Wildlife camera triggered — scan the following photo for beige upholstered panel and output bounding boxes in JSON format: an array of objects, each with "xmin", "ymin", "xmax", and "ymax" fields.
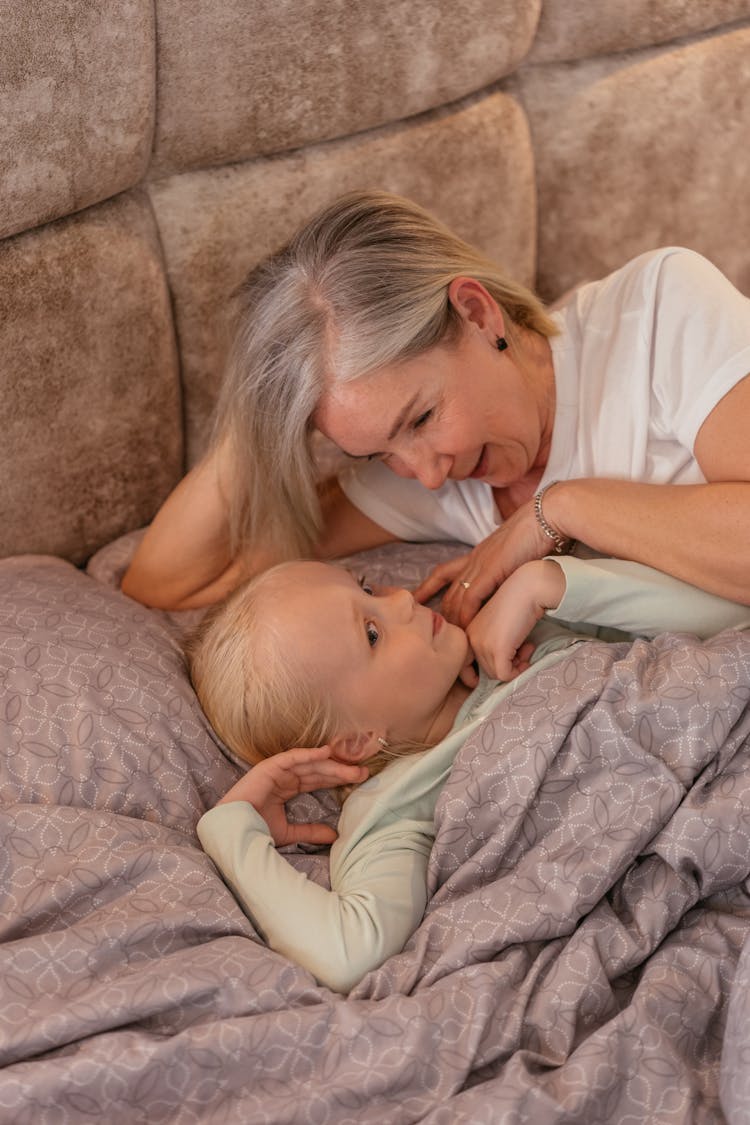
[
  {"xmin": 3, "ymin": 3, "xmax": 749, "ymax": 564},
  {"xmin": 0, "ymin": 193, "xmax": 182, "ymax": 563},
  {"xmin": 150, "ymin": 91, "xmax": 536, "ymax": 463},
  {"xmin": 519, "ymin": 28, "xmax": 750, "ymax": 300},
  {"xmin": 151, "ymin": 0, "xmax": 540, "ymax": 175},
  {"xmin": 0, "ymin": 0, "xmax": 154, "ymax": 241},
  {"xmin": 529, "ymin": 0, "xmax": 750, "ymax": 62}
]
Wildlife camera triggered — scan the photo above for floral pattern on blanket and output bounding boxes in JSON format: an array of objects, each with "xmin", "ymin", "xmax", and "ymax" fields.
[{"xmin": 1, "ymin": 554, "xmax": 750, "ymax": 1123}]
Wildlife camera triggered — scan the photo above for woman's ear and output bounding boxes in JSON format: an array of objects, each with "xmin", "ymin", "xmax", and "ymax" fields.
[
  {"xmin": 329, "ymin": 730, "xmax": 382, "ymax": 764},
  {"xmin": 447, "ymin": 277, "xmax": 505, "ymax": 339}
]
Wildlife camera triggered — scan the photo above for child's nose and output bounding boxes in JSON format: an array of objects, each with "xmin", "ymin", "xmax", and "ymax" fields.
[{"xmin": 385, "ymin": 587, "xmax": 415, "ymax": 619}]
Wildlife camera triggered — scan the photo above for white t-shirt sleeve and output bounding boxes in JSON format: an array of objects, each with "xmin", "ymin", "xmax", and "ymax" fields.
[{"xmin": 647, "ymin": 248, "xmax": 750, "ymax": 451}]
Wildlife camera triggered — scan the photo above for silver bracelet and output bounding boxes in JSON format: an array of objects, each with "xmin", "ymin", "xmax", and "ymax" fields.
[{"xmin": 533, "ymin": 481, "xmax": 574, "ymax": 555}]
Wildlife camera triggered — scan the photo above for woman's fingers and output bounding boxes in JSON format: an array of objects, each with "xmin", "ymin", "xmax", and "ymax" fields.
[
  {"xmin": 413, "ymin": 554, "xmax": 470, "ymax": 603},
  {"xmin": 441, "ymin": 568, "xmax": 502, "ymax": 628}
]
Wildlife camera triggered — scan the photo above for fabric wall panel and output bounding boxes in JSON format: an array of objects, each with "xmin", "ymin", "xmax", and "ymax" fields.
[
  {"xmin": 0, "ymin": 193, "xmax": 182, "ymax": 563},
  {"xmin": 151, "ymin": 0, "xmax": 539, "ymax": 176},
  {"xmin": 0, "ymin": 0, "xmax": 154, "ymax": 241},
  {"xmin": 150, "ymin": 92, "xmax": 536, "ymax": 464},
  {"xmin": 528, "ymin": 0, "xmax": 750, "ymax": 63},
  {"xmin": 519, "ymin": 28, "xmax": 750, "ymax": 301}
]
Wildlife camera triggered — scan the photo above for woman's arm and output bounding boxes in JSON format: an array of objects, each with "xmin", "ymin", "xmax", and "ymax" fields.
[
  {"xmin": 121, "ymin": 442, "xmax": 397, "ymax": 610},
  {"xmin": 121, "ymin": 439, "xmax": 242, "ymax": 609},
  {"xmin": 545, "ymin": 478, "xmax": 750, "ymax": 603},
  {"xmin": 419, "ymin": 373, "xmax": 750, "ymax": 626},
  {"xmin": 551, "ymin": 371, "xmax": 750, "ymax": 602}
]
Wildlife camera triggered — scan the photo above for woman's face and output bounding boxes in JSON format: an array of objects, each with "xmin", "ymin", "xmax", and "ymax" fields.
[
  {"xmin": 315, "ymin": 319, "xmax": 553, "ymax": 493},
  {"xmin": 265, "ymin": 562, "xmax": 470, "ymax": 750}
]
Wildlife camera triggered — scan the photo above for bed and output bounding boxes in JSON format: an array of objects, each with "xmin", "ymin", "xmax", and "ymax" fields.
[
  {"xmin": 2, "ymin": 536, "xmax": 750, "ymax": 1122},
  {"xmin": 3, "ymin": 2, "xmax": 750, "ymax": 1121}
]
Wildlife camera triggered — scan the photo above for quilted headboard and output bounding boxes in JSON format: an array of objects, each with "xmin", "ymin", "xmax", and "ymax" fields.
[{"xmin": 2, "ymin": 0, "xmax": 749, "ymax": 563}]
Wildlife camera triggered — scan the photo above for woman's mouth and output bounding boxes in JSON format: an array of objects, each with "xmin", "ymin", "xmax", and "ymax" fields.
[
  {"xmin": 469, "ymin": 447, "xmax": 488, "ymax": 479},
  {"xmin": 432, "ymin": 610, "xmax": 444, "ymax": 637}
]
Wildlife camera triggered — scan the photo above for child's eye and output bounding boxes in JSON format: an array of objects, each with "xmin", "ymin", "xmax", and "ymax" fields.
[
  {"xmin": 365, "ymin": 621, "xmax": 379, "ymax": 647},
  {"xmin": 412, "ymin": 409, "xmax": 432, "ymax": 431},
  {"xmin": 358, "ymin": 576, "xmax": 374, "ymax": 596}
]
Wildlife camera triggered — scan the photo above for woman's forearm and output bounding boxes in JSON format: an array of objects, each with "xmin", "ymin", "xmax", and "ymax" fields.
[
  {"xmin": 122, "ymin": 453, "xmax": 398, "ymax": 610},
  {"xmin": 121, "ymin": 441, "xmax": 254, "ymax": 609},
  {"xmin": 546, "ymin": 479, "xmax": 750, "ymax": 605}
]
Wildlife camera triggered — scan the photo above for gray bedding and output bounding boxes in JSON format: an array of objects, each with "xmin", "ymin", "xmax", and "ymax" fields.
[{"xmin": 1, "ymin": 551, "xmax": 749, "ymax": 1123}]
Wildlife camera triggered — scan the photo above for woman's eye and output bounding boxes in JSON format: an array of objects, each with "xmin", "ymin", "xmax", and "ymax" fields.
[
  {"xmin": 412, "ymin": 409, "xmax": 432, "ymax": 431},
  {"xmin": 358, "ymin": 577, "xmax": 374, "ymax": 595},
  {"xmin": 365, "ymin": 621, "xmax": 380, "ymax": 647}
]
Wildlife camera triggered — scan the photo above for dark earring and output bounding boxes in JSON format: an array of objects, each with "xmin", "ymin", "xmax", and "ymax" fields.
[{"xmin": 496, "ymin": 336, "xmax": 508, "ymax": 352}]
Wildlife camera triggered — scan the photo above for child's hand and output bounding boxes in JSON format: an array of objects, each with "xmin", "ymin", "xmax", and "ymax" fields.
[
  {"xmin": 467, "ymin": 560, "xmax": 565, "ymax": 681},
  {"xmin": 216, "ymin": 747, "xmax": 368, "ymax": 847}
]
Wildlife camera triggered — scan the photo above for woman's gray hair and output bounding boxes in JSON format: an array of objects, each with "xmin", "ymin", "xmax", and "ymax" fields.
[{"xmin": 214, "ymin": 190, "xmax": 556, "ymax": 560}]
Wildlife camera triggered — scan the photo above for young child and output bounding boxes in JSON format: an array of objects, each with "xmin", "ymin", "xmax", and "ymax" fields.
[{"xmin": 192, "ymin": 554, "xmax": 750, "ymax": 994}]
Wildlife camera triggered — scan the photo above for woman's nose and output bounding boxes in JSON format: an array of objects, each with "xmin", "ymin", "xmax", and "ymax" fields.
[
  {"xmin": 415, "ymin": 457, "xmax": 450, "ymax": 490},
  {"xmin": 392, "ymin": 449, "xmax": 451, "ymax": 490}
]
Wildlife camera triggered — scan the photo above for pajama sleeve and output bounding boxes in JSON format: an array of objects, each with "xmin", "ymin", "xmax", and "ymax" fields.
[
  {"xmin": 549, "ymin": 556, "xmax": 750, "ymax": 639},
  {"xmin": 197, "ymin": 800, "xmax": 432, "ymax": 994}
]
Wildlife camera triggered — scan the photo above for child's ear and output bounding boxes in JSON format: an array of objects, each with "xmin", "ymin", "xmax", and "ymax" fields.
[{"xmin": 329, "ymin": 730, "xmax": 381, "ymax": 764}]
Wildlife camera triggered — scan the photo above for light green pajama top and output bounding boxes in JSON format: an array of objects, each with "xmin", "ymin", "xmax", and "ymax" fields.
[{"xmin": 197, "ymin": 558, "xmax": 750, "ymax": 993}]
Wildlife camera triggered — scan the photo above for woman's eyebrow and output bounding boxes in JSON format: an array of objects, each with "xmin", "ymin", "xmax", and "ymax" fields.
[{"xmin": 346, "ymin": 393, "xmax": 421, "ymax": 460}]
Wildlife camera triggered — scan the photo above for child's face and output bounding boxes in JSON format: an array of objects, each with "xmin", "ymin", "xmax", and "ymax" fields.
[{"xmin": 267, "ymin": 562, "xmax": 470, "ymax": 749}]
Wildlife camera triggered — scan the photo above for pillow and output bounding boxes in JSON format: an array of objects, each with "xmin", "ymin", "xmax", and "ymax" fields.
[
  {"xmin": 0, "ymin": 555, "xmax": 238, "ymax": 834},
  {"xmin": 3, "ymin": 539, "xmax": 466, "ymax": 835},
  {"xmin": 82, "ymin": 532, "xmax": 467, "ymax": 833}
]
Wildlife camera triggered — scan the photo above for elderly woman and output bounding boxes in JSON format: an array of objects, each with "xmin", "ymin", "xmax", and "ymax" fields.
[{"xmin": 122, "ymin": 191, "xmax": 750, "ymax": 643}]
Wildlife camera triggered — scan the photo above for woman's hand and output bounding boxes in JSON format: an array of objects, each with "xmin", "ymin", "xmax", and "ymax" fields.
[
  {"xmin": 414, "ymin": 498, "xmax": 554, "ymax": 627},
  {"xmin": 216, "ymin": 747, "xmax": 368, "ymax": 847},
  {"xmin": 466, "ymin": 559, "xmax": 566, "ymax": 681}
]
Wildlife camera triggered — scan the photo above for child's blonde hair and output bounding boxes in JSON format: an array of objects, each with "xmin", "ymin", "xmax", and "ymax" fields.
[{"xmin": 187, "ymin": 562, "xmax": 427, "ymax": 788}]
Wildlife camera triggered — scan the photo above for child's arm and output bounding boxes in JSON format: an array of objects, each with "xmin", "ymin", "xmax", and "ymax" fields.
[
  {"xmin": 467, "ymin": 560, "xmax": 565, "ymax": 681},
  {"xmin": 546, "ymin": 555, "xmax": 750, "ymax": 638},
  {"xmin": 213, "ymin": 746, "xmax": 367, "ymax": 846},
  {"xmin": 467, "ymin": 555, "xmax": 750, "ymax": 681},
  {"xmin": 198, "ymin": 749, "xmax": 433, "ymax": 993}
]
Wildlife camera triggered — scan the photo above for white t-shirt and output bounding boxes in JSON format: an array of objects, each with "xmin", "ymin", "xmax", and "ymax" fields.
[{"xmin": 338, "ymin": 248, "xmax": 750, "ymax": 545}]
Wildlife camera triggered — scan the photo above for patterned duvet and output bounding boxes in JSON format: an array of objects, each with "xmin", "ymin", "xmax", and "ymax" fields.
[{"xmin": 1, "ymin": 553, "xmax": 749, "ymax": 1123}]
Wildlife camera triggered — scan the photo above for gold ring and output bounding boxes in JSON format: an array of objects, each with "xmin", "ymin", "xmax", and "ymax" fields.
[{"xmin": 460, "ymin": 580, "xmax": 471, "ymax": 590}]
